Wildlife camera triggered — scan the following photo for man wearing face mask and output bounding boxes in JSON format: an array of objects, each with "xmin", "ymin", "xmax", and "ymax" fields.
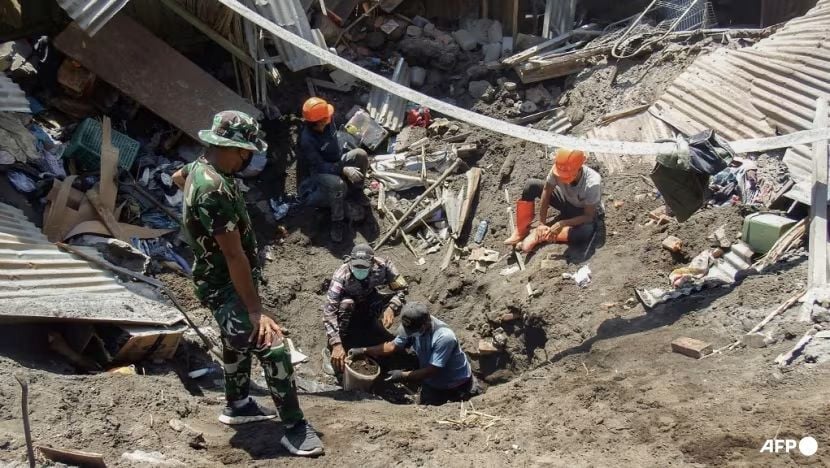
[
  {"xmin": 503, "ymin": 148, "xmax": 602, "ymax": 253},
  {"xmin": 172, "ymin": 111, "xmax": 323, "ymax": 457},
  {"xmin": 348, "ymin": 302, "xmax": 479, "ymax": 406},
  {"xmin": 299, "ymin": 97, "xmax": 370, "ymax": 243},
  {"xmin": 322, "ymin": 243, "xmax": 408, "ymax": 374}
]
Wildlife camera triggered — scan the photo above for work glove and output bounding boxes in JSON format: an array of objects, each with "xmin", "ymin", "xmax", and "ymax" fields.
[
  {"xmin": 342, "ymin": 166, "xmax": 364, "ymax": 184},
  {"xmin": 347, "ymin": 347, "xmax": 367, "ymax": 359},
  {"xmin": 385, "ymin": 369, "xmax": 404, "ymax": 382}
]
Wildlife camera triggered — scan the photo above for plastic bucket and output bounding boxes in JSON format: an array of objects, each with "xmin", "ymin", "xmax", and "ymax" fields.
[{"xmin": 343, "ymin": 356, "xmax": 380, "ymax": 391}]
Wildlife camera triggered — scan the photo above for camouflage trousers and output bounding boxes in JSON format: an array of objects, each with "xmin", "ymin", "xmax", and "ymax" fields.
[{"xmin": 211, "ymin": 293, "xmax": 304, "ymax": 424}]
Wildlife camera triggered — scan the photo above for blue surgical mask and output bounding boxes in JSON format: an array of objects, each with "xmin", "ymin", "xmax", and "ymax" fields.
[{"xmin": 351, "ymin": 267, "xmax": 369, "ymax": 280}]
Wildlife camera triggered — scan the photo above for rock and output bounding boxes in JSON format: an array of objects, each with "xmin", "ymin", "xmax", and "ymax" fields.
[
  {"xmin": 406, "ymin": 25, "xmax": 423, "ymax": 38},
  {"xmin": 503, "ymin": 81, "xmax": 518, "ymax": 92},
  {"xmin": 525, "ymin": 84, "xmax": 553, "ymax": 105},
  {"xmin": 412, "ymin": 15, "xmax": 431, "ymax": 28},
  {"xmin": 410, "ymin": 66, "xmax": 427, "ymax": 87},
  {"xmin": 428, "ymin": 118, "xmax": 451, "ymax": 136},
  {"xmin": 812, "ymin": 304, "xmax": 830, "ymax": 323},
  {"xmin": 168, "ymin": 419, "xmax": 185, "ymax": 432},
  {"xmin": 483, "ymin": 43, "xmax": 502, "ymax": 62},
  {"xmin": 448, "ymin": 124, "xmax": 460, "ymax": 134},
  {"xmin": 468, "ymin": 80, "xmax": 492, "ymax": 99},
  {"xmin": 463, "ymin": 18, "xmax": 493, "ymax": 45},
  {"xmin": 480, "ymin": 85, "xmax": 497, "ymax": 103},
  {"xmin": 426, "ymin": 69, "xmax": 444, "ymax": 85},
  {"xmin": 741, "ymin": 332, "xmax": 771, "ymax": 349},
  {"xmin": 487, "ymin": 21, "xmax": 503, "ymax": 44},
  {"xmin": 466, "ymin": 64, "xmax": 489, "ymax": 80},
  {"xmin": 452, "ymin": 29, "xmax": 478, "ymax": 51},
  {"xmin": 519, "ymin": 101, "xmax": 538, "ymax": 113},
  {"xmin": 478, "ymin": 339, "xmax": 499, "ymax": 355},
  {"xmin": 423, "ymin": 22, "xmax": 437, "ymax": 37},
  {"xmin": 366, "ymin": 32, "xmax": 386, "ymax": 50}
]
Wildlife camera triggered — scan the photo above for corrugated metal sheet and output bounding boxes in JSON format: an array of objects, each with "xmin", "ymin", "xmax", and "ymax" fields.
[
  {"xmin": 584, "ymin": 112, "xmax": 676, "ymax": 174},
  {"xmin": 0, "ymin": 202, "xmax": 182, "ymax": 326},
  {"xmin": 646, "ymin": 0, "xmax": 830, "ymax": 203},
  {"xmin": 55, "ymin": 0, "xmax": 131, "ymax": 36},
  {"xmin": 244, "ymin": 0, "xmax": 325, "ymax": 72},
  {"xmin": 367, "ymin": 58, "xmax": 410, "ymax": 133},
  {"xmin": 0, "ymin": 74, "xmax": 29, "ymax": 113}
]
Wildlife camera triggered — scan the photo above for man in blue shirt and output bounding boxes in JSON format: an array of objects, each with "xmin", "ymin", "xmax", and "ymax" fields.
[{"xmin": 348, "ymin": 302, "xmax": 480, "ymax": 406}]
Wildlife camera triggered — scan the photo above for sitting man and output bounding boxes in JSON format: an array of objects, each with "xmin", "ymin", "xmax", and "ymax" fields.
[
  {"xmin": 323, "ymin": 243, "xmax": 407, "ymax": 374},
  {"xmin": 349, "ymin": 302, "xmax": 480, "ymax": 406},
  {"xmin": 299, "ymin": 97, "xmax": 370, "ymax": 242},
  {"xmin": 504, "ymin": 148, "xmax": 602, "ymax": 252}
]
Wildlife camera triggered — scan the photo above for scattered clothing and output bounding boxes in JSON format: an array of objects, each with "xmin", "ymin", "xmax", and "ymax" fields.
[{"xmin": 7, "ymin": 171, "xmax": 36, "ymax": 193}]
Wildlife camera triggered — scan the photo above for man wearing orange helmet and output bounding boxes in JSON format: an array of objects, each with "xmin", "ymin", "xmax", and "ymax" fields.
[
  {"xmin": 299, "ymin": 97, "xmax": 370, "ymax": 242},
  {"xmin": 504, "ymin": 148, "xmax": 602, "ymax": 252}
]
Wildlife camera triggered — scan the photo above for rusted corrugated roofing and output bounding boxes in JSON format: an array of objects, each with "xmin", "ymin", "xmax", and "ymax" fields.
[
  {"xmin": 55, "ymin": 0, "xmax": 131, "ymax": 36},
  {"xmin": 0, "ymin": 203, "xmax": 182, "ymax": 326},
  {"xmin": 0, "ymin": 75, "xmax": 30, "ymax": 113},
  {"xmin": 645, "ymin": 0, "xmax": 830, "ymax": 203}
]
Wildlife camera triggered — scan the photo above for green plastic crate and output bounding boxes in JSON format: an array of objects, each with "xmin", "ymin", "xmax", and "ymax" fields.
[{"xmin": 63, "ymin": 118, "xmax": 140, "ymax": 171}]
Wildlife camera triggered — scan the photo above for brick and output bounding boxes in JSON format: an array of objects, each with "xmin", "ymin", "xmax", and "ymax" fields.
[{"xmin": 671, "ymin": 337, "xmax": 712, "ymax": 359}]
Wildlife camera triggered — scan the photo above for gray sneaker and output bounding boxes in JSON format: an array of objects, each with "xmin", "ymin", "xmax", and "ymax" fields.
[
  {"xmin": 281, "ymin": 420, "xmax": 324, "ymax": 457},
  {"xmin": 218, "ymin": 398, "xmax": 276, "ymax": 425}
]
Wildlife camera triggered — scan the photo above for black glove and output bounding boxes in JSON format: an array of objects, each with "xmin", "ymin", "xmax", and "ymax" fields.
[
  {"xmin": 347, "ymin": 347, "xmax": 367, "ymax": 359},
  {"xmin": 385, "ymin": 370, "xmax": 404, "ymax": 382}
]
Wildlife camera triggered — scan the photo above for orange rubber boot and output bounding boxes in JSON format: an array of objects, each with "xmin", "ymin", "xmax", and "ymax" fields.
[
  {"xmin": 521, "ymin": 226, "xmax": 570, "ymax": 253},
  {"xmin": 504, "ymin": 200, "xmax": 534, "ymax": 245}
]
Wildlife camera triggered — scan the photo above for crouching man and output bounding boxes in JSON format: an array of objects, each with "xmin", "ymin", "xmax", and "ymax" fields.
[
  {"xmin": 348, "ymin": 302, "xmax": 480, "ymax": 406},
  {"xmin": 323, "ymin": 243, "xmax": 408, "ymax": 374}
]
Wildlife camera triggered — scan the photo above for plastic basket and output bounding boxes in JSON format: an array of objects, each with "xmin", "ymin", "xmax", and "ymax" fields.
[{"xmin": 63, "ymin": 118, "xmax": 140, "ymax": 171}]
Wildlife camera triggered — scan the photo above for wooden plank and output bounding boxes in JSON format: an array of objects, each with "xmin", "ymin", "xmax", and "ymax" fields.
[
  {"xmin": 808, "ymin": 97, "xmax": 829, "ymax": 288},
  {"xmin": 86, "ymin": 187, "xmax": 125, "ymax": 241},
  {"xmin": 99, "ymin": 117, "xmax": 118, "ymax": 213},
  {"xmin": 671, "ymin": 337, "xmax": 713, "ymax": 359},
  {"xmin": 456, "ymin": 167, "xmax": 482, "ymax": 241},
  {"xmin": 54, "ymin": 16, "xmax": 261, "ymax": 142},
  {"xmin": 38, "ymin": 446, "xmax": 105, "ymax": 468}
]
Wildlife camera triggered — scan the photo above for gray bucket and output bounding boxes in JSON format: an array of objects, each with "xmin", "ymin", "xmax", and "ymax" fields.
[{"xmin": 343, "ymin": 356, "xmax": 380, "ymax": 391}]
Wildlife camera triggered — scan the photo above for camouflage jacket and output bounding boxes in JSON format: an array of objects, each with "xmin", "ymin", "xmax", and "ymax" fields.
[
  {"xmin": 182, "ymin": 158, "xmax": 259, "ymax": 306},
  {"xmin": 323, "ymin": 257, "xmax": 407, "ymax": 346}
]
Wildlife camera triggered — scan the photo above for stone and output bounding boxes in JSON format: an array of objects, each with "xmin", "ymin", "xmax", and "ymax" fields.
[
  {"xmin": 426, "ymin": 69, "xmax": 444, "ymax": 85},
  {"xmin": 671, "ymin": 337, "xmax": 712, "ymax": 359},
  {"xmin": 466, "ymin": 64, "xmax": 489, "ymax": 80},
  {"xmin": 478, "ymin": 339, "xmax": 499, "ymax": 355},
  {"xmin": 423, "ymin": 22, "xmax": 437, "ymax": 37},
  {"xmin": 487, "ymin": 21, "xmax": 503, "ymax": 44},
  {"xmin": 812, "ymin": 304, "xmax": 830, "ymax": 323},
  {"xmin": 502, "ymin": 81, "xmax": 518, "ymax": 92},
  {"xmin": 406, "ymin": 25, "xmax": 423, "ymax": 38},
  {"xmin": 519, "ymin": 101, "xmax": 538, "ymax": 113},
  {"xmin": 452, "ymin": 29, "xmax": 478, "ymax": 51},
  {"xmin": 525, "ymin": 84, "xmax": 553, "ymax": 105},
  {"xmin": 366, "ymin": 32, "xmax": 386, "ymax": 50},
  {"xmin": 412, "ymin": 15, "xmax": 431, "ymax": 28},
  {"xmin": 741, "ymin": 332, "xmax": 771, "ymax": 349},
  {"xmin": 428, "ymin": 118, "xmax": 451, "ymax": 136},
  {"xmin": 468, "ymin": 80, "xmax": 492, "ymax": 99},
  {"xmin": 480, "ymin": 85, "xmax": 497, "ymax": 103},
  {"xmin": 483, "ymin": 43, "xmax": 502, "ymax": 63},
  {"xmin": 410, "ymin": 66, "xmax": 427, "ymax": 87},
  {"xmin": 168, "ymin": 419, "xmax": 185, "ymax": 432}
]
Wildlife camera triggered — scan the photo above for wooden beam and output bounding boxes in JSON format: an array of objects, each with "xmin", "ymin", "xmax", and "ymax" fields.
[
  {"xmin": 158, "ymin": 0, "xmax": 255, "ymax": 68},
  {"xmin": 808, "ymin": 97, "xmax": 829, "ymax": 288},
  {"xmin": 511, "ymin": 0, "xmax": 520, "ymax": 45}
]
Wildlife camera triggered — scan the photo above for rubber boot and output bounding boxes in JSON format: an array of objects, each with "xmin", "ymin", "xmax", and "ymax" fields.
[{"xmin": 503, "ymin": 200, "xmax": 535, "ymax": 245}]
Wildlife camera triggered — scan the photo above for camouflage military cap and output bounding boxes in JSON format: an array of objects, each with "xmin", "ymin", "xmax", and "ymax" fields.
[{"xmin": 198, "ymin": 110, "xmax": 268, "ymax": 152}]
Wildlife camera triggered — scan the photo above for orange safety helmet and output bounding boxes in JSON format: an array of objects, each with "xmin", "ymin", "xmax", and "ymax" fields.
[
  {"xmin": 552, "ymin": 148, "xmax": 586, "ymax": 184},
  {"xmin": 302, "ymin": 97, "xmax": 334, "ymax": 124}
]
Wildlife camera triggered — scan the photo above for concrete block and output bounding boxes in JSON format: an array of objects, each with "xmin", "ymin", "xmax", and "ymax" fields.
[
  {"xmin": 452, "ymin": 29, "xmax": 478, "ymax": 51},
  {"xmin": 488, "ymin": 21, "xmax": 503, "ymax": 44},
  {"xmin": 671, "ymin": 337, "xmax": 713, "ymax": 359},
  {"xmin": 483, "ymin": 43, "xmax": 502, "ymax": 62},
  {"xmin": 410, "ymin": 66, "xmax": 427, "ymax": 88}
]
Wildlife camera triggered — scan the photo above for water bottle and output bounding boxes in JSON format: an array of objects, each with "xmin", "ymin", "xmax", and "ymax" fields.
[{"xmin": 474, "ymin": 220, "xmax": 489, "ymax": 244}]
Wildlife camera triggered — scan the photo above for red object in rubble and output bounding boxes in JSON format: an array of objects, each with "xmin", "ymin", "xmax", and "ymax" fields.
[{"xmin": 406, "ymin": 107, "xmax": 432, "ymax": 127}]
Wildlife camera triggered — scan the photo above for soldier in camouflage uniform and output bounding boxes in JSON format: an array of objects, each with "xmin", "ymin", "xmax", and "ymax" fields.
[{"xmin": 173, "ymin": 111, "xmax": 323, "ymax": 457}]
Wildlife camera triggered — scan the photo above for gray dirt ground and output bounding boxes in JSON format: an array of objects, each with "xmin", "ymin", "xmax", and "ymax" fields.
[{"xmin": 1, "ymin": 31, "xmax": 829, "ymax": 467}]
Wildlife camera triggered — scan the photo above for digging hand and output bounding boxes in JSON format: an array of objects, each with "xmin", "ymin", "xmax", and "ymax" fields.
[
  {"xmin": 347, "ymin": 347, "xmax": 367, "ymax": 359},
  {"xmin": 331, "ymin": 344, "xmax": 347, "ymax": 373},
  {"xmin": 248, "ymin": 308, "xmax": 284, "ymax": 349},
  {"xmin": 342, "ymin": 166, "xmax": 364, "ymax": 184},
  {"xmin": 381, "ymin": 307, "xmax": 395, "ymax": 329},
  {"xmin": 385, "ymin": 369, "xmax": 405, "ymax": 382}
]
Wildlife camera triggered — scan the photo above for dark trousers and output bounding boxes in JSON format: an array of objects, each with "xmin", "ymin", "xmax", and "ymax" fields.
[
  {"xmin": 520, "ymin": 178, "xmax": 596, "ymax": 244},
  {"xmin": 306, "ymin": 149, "xmax": 369, "ymax": 221},
  {"xmin": 336, "ymin": 291, "xmax": 394, "ymax": 351},
  {"xmin": 419, "ymin": 376, "xmax": 481, "ymax": 406}
]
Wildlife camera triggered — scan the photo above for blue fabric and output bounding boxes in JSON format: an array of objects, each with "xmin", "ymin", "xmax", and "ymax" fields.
[
  {"xmin": 299, "ymin": 123, "xmax": 342, "ymax": 175},
  {"xmin": 393, "ymin": 318, "xmax": 471, "ymax": 389}
]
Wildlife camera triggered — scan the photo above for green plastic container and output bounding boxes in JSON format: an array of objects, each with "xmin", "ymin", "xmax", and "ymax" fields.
[
  {"xmin": 63, "ymin": 118, "xmax": 140, "ymax": 171},
  {"xmin": 742, "ymin": 213, "xmax": 797, "ymax": 254}
]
